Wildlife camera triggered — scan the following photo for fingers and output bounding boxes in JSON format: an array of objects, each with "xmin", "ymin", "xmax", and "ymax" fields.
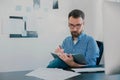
[
  {"xmin": 58, "ymin": 53, "xmax": 72, "ymax": 60},
  {"xmin": 58, "ymin": 53, "xmax": 74, "ymax": 66},
  {"xmin": 58, "ymin": 53, "xmax": 65, "ymax": 58},
  {"xmin": 55, "ymin": 48, "xmax": 64, "ymax": 54},
  {"xmin": 69, "ymin": 54, "xmax": 73, "ymax": 58},
  {"xmin": 54, "ymin": 46, "xmax": 64, "ymax": 54},
  {"xmin": 58, "ymin": 53, "xmax": 67, "ymax": 60},
  {"xmin": 67, "ymin": 54, "xmax": 73, "ymax": 60},
  {"xmin": 59, "ymin": 45, "xmax": 62, "ymax": 49}
]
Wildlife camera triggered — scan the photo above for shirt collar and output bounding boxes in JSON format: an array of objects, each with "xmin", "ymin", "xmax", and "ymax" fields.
[{"xmin": 78, "ymin": 32, "xmax": 85, "ymax": 41}]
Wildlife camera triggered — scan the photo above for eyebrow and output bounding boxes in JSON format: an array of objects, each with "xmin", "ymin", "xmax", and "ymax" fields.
[{"xmin": 69, "ymin": 23, "xmax": 82, "ymax": 25}]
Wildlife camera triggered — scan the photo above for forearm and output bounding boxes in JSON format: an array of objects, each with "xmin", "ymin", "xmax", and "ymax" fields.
[{"xmin": 68, "ymin": 61, "xmax": 85, "ymax": 68}]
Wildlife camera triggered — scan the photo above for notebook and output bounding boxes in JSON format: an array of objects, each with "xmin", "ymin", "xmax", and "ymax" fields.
[{"xmin": 51, "ymin": 53, "xmax": 86, "ymax": 65}]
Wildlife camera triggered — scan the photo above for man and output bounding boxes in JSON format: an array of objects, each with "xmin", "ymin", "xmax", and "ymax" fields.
[{"xmin": 47, "ymin": 9, "xmax": 99, "ymax": 69}]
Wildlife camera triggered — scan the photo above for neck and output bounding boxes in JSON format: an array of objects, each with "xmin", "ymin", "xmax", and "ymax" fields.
[{"xmin": 73, "ymin": 37, "xmax": 78, "ymax": 41}]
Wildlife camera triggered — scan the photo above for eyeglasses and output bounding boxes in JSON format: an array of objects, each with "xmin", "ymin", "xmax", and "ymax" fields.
[{"xmin": 69, "ymin": 23, "xmax": 83, "ymax": 29}]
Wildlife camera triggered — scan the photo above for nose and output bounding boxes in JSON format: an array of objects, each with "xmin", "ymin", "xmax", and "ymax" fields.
[{"xmin": 72, "ymin": 27, "xmax": 78, "ymax": 31}]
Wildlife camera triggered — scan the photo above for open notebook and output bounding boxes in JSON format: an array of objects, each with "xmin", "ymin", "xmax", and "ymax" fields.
[
  {"xmin": 51, "ymin": 52, "xmax": 86, "ymax": 64},
  {"xmin": 51, "ymin": 53, "xmax": 104, "ymax": 73}
]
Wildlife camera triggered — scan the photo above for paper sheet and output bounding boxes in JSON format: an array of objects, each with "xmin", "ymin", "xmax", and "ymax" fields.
[{"xmin": 26, "ymin": 68, "xmax": 80, "ymax": 80}]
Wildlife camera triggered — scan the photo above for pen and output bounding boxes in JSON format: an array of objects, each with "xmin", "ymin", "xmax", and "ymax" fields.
[{"xmin": 59, "ymin": 45, "xmax": 62, "ymax": 49}]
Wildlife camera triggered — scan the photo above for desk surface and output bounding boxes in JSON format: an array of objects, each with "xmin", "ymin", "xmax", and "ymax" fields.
[{"xmin": 0, "ymin": 70, "xmax": 120, "ymax": 80}]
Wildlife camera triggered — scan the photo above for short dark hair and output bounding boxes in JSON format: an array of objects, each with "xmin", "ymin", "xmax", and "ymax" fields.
[{"xmin": 68, "ymin": 9, "xmax": 85, "ymax": 20}]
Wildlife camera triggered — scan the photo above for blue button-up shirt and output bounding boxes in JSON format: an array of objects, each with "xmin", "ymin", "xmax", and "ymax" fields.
[
  {"xmin": 62, "ymin": 32, "xmax": 99, "ymax": 66},
  {"xmin": 47, "ymin": 32, "xmax": 99, "ymax": 68}
]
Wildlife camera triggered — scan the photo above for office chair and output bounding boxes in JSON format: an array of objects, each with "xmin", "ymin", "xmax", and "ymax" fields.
[{"xmin": 96, "ymin": 41, "xmax": 104, "ymax": 65}]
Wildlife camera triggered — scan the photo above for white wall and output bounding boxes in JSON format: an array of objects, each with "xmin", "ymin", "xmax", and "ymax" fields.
[
  {"xmin": 0, "ymin": 0, "xmax": 103, "ymax": 72},
  {"xmin": 103, "ymin": 1, "xmax": 120, "ymax": 74},
  {"xmin": 61, "ymin": 0, "xmax": 103, "ymax": 41}
]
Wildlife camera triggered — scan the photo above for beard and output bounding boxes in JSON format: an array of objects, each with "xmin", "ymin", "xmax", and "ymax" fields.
[{"xmin": 71, "ymin": 31, "xmax": 80, "ymax": 38}]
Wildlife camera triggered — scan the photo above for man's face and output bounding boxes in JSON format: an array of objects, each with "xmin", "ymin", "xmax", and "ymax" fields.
[{"xmin": 68, "ymin": 16, "xmax": 84, "ymax": 38}]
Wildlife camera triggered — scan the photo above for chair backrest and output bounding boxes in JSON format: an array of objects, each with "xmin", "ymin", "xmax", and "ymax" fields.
[{"xmin": 96, "ymin": 41, "xmax": 104, "ymax": 65}]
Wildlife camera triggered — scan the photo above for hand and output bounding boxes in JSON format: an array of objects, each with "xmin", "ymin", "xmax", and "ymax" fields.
[
  {"xmin": 58, "ymin": 53, "xmax": 74, "ymax": 66},
  {"xmin": 58, "ymin": 53, "xmax": 85, "ymax": 68},
  {"xmin": 55, "ymin": 45, "xmax": 64, "ymax": 55}
]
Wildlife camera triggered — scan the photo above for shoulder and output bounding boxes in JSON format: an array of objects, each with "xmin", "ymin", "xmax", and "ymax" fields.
[
  {"xmin": 84, "ymin": 33, "xmax": 95, "ymax": 41},
  {"xmin": 81, "ymin": 33, "xmax": 96, "ymax": 44},
  {"xmin": 63, "ymin": 36, "xmax": 72, "ymax": 41},
  {"xmin": 87, "ymin": 35, "xmax": 95, "ymax": 42},
  {"xmin": 85, "ymin": 35, "xmax": 98, "ymax": 49},
  {"xmin": 62, "ymin": 36, "xmax": 72, "ymax": 46}
]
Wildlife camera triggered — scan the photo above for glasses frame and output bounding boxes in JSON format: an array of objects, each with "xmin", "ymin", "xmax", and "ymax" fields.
[{"xmin": 68, "ymin": 23, "xmax": 83, "ymax": 29}]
